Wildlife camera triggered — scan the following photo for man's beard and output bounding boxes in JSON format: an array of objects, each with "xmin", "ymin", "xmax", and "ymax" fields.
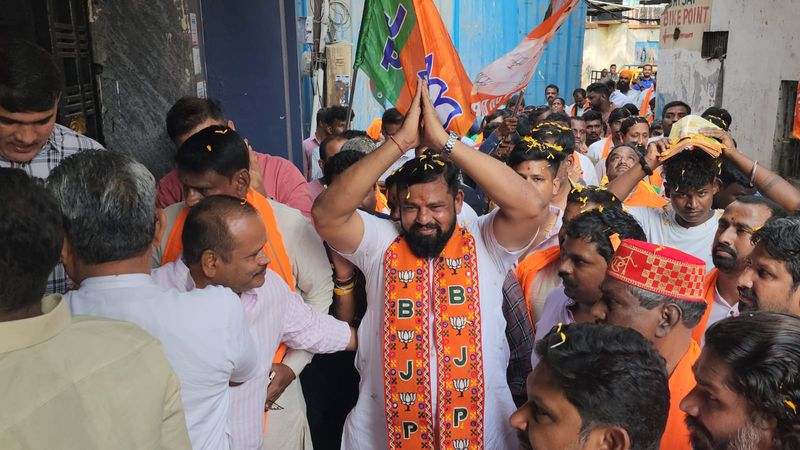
[
  {"xmin": 712, "ymin": 243, "xmax": 738, "ymax": 273},
  {"xmin": 686, "ymin": 415, "xmax": 764, "ymax": 450},
  {"xmin": 401, "ymin": 218, "xmax": 457, "ymax": 259}
]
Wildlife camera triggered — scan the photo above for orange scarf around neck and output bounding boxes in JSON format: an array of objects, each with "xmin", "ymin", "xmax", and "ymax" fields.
[
  {"xmin": 515, "ymin": 246, "xmax": 561, "ymax": 325},
  {"xmin": 383, "ymin": 226, "xmax": 485, "ymax": 449}
]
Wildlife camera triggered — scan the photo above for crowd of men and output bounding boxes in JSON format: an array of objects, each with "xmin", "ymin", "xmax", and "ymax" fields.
[{"xmin": 3, "ymin": 38, "xmax": 800, "ymax": 450}]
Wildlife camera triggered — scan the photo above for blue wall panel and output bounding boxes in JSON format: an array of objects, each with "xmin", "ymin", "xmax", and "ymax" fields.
[
  {"xmin": 345, "ymin": 0, "xmax": 587, "ymax": 129},
  {"xmin": 202, "ymin": 0, "xmax": 303, "ymax": 166},
  {"xmin": 454, "ymin": 0, "xmax": 588, "ymax": 107}
]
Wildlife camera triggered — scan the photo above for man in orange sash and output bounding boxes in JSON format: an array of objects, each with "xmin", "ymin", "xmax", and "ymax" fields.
[
  {"xmin": 517, "ymin": 185, "xmax": 621, "ymax": 321},
  {"xmin": 313, "ymin": 80, "xmax": 550, "ymax": 449},
  {"xmin": 693, "ymin": 196, "xmax": 784, "ymax": 344},
  {"xmin": 531, "ymin": 209, "xmax": 644, "ymax": 371},
  {"xmin": 151, "ymin": 125, "xmax": 334, "ymax": 450},
  {"xmin": 591, "ymin": 240, "xmax": 708, "ymax": 450},
  {"xmin": 681, "ymin": 312, "xmax": 800, "ymax": 450}
]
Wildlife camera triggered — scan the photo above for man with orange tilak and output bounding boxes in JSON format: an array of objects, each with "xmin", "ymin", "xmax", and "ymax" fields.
[
  {"xmin": 151, "ymin": 125, "xmax": 334, "ymax": 450},
  {"xmin": 313, "ymin": 79, "xmax": 550, "ymax": 450},
  {"xmin": 592, "ymin": 239, "xmax": 708, "ymax": 450}
]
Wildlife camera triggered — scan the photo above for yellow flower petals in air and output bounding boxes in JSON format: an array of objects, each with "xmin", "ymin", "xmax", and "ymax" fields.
[{"xmin": 206, "ymin": 145, "xmax": 213, "ymax": 152}]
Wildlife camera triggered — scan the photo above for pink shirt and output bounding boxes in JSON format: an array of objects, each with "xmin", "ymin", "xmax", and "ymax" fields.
[
  {"xmin": 156, "ymin": 151, "xmax": 313, "ymax": 217},
  {"xmin": 151, "ymin": 260, "xmax": 351, "ymax": 450},
  {"xmin": 302, "ymin": 136, "xmax": 320, "ymax": 181},
  {"xmin": 306, "ymin": 178, "xmax": 325, "ymax": 202}
]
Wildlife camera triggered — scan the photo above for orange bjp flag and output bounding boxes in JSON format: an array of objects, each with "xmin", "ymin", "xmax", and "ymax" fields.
[{"xmin": 354, "ymin": 0, "xmax": 475, "ymax": 134}]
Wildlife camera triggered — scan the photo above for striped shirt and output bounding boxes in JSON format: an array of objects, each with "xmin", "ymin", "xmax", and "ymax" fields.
[{"xmin": 0, "ymin": 123, "xmax": 104, "ymax": 294}]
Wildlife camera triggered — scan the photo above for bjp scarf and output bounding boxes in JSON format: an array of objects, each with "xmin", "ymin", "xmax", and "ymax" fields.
[{"xmin": 383, "ymin": 226, "xmax": 485, "ymax": 449}]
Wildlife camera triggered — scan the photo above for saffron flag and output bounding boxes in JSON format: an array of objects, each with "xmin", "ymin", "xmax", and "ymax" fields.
[
  {"xmin": 354, "ymin": 0, "xmax": 475, "ymax": 134},
  {"xmin": 471, "ymin": 0, "xmax": 580, "ymax": 116}
]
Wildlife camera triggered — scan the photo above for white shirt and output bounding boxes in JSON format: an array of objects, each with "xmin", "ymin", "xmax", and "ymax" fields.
[
  {"xmin": 576, "ymin": 152, "xmax": 599, "ymax": 186},
  {"xmin": 626, "ymin": 206, "xmax": 722, "ymax": 271},
  {"xmin": 567, "ymin": 103, "xmax": 587, "ymax": 117},
  {"xmin": 336, "ymin": 209, "xmax": 523, "ymax": 450},
  {"xmin": 151, "ymin": 261, "xmax": 351, "ymax": 450},
  {"xmin": 458, "ymin": 201, "xmax": 479, "ymax": 226},
  {"xmin": 702, "ymin": 288, "xmax": 738, "ymax": 345},
  {"xmin": 610, "ymin": 90, "xmax": 634, "ymax": 107},
  {"xmin": 379, "ymin": 149, "xmax": 416, "ymax": 182},
  {"xmin": 67, "ymin": 274, "xmax": 258, "ymax": 450},
  {"xmin": 531, "ymin": 288, "xmax": 574, "ymax": 369},
  {"xmin": 587, "ymin": 137, "xmax": 611, "ymax": 165}
]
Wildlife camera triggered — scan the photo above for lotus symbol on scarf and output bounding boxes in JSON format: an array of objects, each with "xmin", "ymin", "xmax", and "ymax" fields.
[
  {"xmin": 453, "ymin": 378, "xmax": 470, "ymax": 397},
  {"xmin": 445, "ymin": 257, "xmax": 462, "ymax": 274},
  {"xmin": 398, "ymin": 270, "xmax": 414, "ymax": 287},
  {"xmin": 450, "ymin": 316, "xmax": 467, "ymax": 335},
  {"xmin": 453, "ymin": 439, "xmax": 470, "ymax": 450},
  {"xmin": 397, "ymin": 330, "xmax": 415, "ymax": 349},
  {"xmin": 399, "ymin": 392, "xmax": 417, "ymax": 411}
]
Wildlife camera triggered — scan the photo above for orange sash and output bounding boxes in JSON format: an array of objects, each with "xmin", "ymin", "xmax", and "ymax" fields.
[
  {"xmin": 383, "ymin": 226, "xmax": 484, "ymax": 449},
  {"xmin": 640, "ymin": 87, "xmax": 654, "ymax": 123},
  {"xmin": 376, "ymin": 186, "xmax": 390, "ymax": 213},
  {"xmin": 625, "ymin": 181, "xmax": 667, "ymax": 208},
  {"xmin": 570, "ymin": 152, "xmax": 584, "ymax": 183},
  {"xmin": 161, "ymin": 190, "xmax": 295, "ymax": 358},
  {"xmin": 661, "ymin": 341, "xmax": 700, "ymax": 450},
  {"xmin": 692, "ymin": 269, "xmax": 719, "ymax": 344},
  {"xmin": 570, "ymin": 100, "xmax": 589, "ymax": 117},
  {"xmin": 648, "ymin": 167, "xmax": 663, "ymax": 190},
  {"xmin": 601, "ymin": 137, "xmax": 613, "ymax": 159},
  {"xmin": 515, "ymin": 246, "xmax": 561, "ymax": 324},
  {"xmin": 367, "ymin": 118, "xmax": 383, "ymax": 141}
]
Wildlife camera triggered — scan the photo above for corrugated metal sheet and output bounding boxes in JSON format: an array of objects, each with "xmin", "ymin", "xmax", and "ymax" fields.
[
  {"xmin": 455, "ymin": 0, "xmax": 588, "ymax": 106},
  {"xmin": 343, "ymin": 0, "xmax": 588, "ymax": 129}
]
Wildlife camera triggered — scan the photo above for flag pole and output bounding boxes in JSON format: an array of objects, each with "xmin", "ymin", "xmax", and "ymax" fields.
[
  {"xmin": 345, "ymin": 67, "xmax": 359, "ymax": 130},
  {"xmin": 489, "ymin": 87, "xmax": 527, "ymax": 156}
]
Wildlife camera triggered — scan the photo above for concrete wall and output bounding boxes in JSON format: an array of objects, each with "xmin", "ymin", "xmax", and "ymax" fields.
[
  {"xmin": 89, "ymin": 0, "xmax": 197, "ymax": 179},
  {"xmin": 582, "ymin": 22, "xmax": 660, "ymax": 87},
  {"xmin": 657, "ymin": 0, "xmax": 800, "ymax": 168}
]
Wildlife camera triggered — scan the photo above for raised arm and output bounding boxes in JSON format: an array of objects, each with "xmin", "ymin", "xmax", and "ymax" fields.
[
  {"xmin": 312, "ymin": 80, "xmax": 422, "ymax": 253},
  {"xmin": 418, "ymin": 84, "xmax": 548, "ymax": 250},
  {"xmin": 701, "ymin": 127, "xmax": 800, "ymax": 213},
  {"xmin": 607, "ymin": 138, "xmax": 668, "ymax": 201}
]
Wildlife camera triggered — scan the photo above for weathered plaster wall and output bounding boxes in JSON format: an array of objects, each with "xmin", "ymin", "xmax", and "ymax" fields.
[{"xmin": 657, "ymin": 0, "xmax": 800, "ymax": 168}]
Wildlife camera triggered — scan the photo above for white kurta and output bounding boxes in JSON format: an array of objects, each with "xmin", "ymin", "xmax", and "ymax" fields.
[
  {"xmin": 626, "ymin": 206, "xmax": 722, "ymax": 272},
  {"xmin": 336, "ymin": 209, "xmax": 523, "ymax": 450}
]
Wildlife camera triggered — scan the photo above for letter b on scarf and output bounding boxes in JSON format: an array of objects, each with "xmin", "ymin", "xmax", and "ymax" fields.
[
  {"xmin": 448, "ymin": 286, "xmax": 465, "ymax": 305},
  {"xmin": 398, "ymin": 299, "xmax": 414, "ymax": 318}
]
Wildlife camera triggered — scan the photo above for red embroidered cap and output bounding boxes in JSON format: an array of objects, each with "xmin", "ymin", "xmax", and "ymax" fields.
[{"xmin": 607, "ymin": 239, "xmax": 706, "ymax": 302}]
